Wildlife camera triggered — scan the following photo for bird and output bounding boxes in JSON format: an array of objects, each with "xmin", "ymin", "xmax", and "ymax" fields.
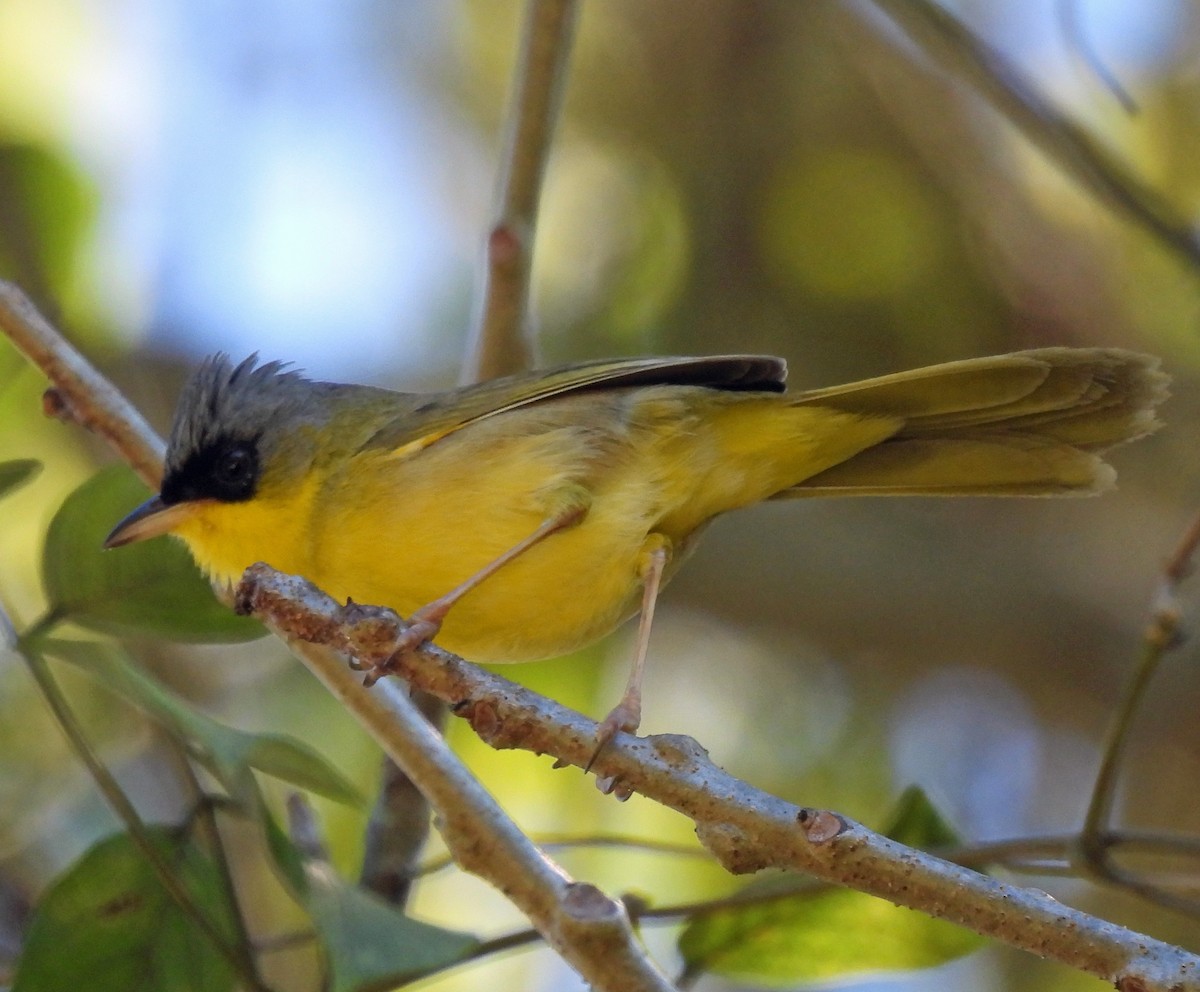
[{"xmin": 105, "ymin": 348, "xmax": 1167, "ymax": 747}]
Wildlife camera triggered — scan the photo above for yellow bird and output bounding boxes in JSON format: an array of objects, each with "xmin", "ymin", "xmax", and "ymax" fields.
[{"xmin": 106, "ymin": 349, "xmax": 1167, "ymax": 744}]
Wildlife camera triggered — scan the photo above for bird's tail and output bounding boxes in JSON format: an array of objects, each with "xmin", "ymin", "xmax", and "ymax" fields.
[{"xmin": 780, "ymin": 348, "xmax": 1168, "ymax": 497}]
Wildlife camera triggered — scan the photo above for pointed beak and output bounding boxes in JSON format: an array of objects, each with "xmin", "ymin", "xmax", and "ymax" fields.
[{"xmin": 104, "ymin": 496, "xmax": 195, "ymax": 549}]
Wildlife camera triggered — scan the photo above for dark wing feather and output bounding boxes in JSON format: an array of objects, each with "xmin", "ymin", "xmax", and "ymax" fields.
[{"xmin": 362, "ymin": 355, "xmax": 787, "ymax": 454}]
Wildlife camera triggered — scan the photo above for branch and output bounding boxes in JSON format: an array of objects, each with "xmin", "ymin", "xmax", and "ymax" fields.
[
  {"xmin": 1079, "ymin": 510, "xmax": 1200, "ymax": 914},
  {"xmin": 0, "ymin": 282, "xmax": 164, "ymax": 488},
  {"xmin": 237, "ymin": 565, "xmax": 1200, "ymax": 992},
  {"xmin": 358, "ymin": 697, "xmax": 443, "ymax": 906},
  {"xmin": 868, "ymin": 0, "xmax": 1200, "ymax": 270},
  {"xmin": 254, "ymin": 636, "xmax": 673, "ymax": 991},
  {"xmin": 460, "ymin": 0, "xmax": 580, "ymax": 383}
]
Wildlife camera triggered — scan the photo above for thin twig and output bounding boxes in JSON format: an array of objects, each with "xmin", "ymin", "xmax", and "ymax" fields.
[
  {"xmin": 869, "ymin": 0, "xmax": 1200, "ymax": 269},
  {"xmin": 167, "ymin": 734, "xmax": 262, "ymax": 981},
  {"xmin": 460, "ymin": 0, "xmax": 580, "ymax": 383},
  {"xmin": 1078, "ymin": 510, "xmax": 1200, "ymax": 912},
  {"xmin": 1056, "ymin": 0, "xmax": 1138, "ymax": 113},
  {"xmin": 237, "ymin": 565, "xmax": 1200, "ymax": 992},
  {"xmin": 0, "ymin": 281, "xmax": 164, "ymax": 486},
  {"xmin": 417, "ymin": 833, "xmax": 709, "ymax": 878}
]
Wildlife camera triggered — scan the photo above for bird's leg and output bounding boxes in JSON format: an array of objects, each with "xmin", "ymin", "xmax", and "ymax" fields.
[
  {"xmin": 588, "ymin": 534, "xmax": 671, "ymax": 771},
  {"xmin": 360, "ymin": 501, "xmax": 588, "ymax": 686}
]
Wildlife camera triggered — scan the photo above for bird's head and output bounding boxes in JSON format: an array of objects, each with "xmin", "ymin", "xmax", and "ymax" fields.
[{"xmin": 104, "ymin": 355, "xmax": 329, "ymax": 555}]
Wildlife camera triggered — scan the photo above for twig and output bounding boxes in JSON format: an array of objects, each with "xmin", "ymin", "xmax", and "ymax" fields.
[
  {"xmin": 417, "ymin": 833, "xmax": 709, "ymax": 878},
  {"xmin": 869, "ymin": 0, "xmax": 1200, "ymax": 269},
  {"xmin": 460, "ymin": 0, "xmax": 580, "ymax": 383},
  {"xmin": 1078, "ymin": 510, "xmax": 1200, "ymax": 914},
  {"xmin": 168, "ymin": 734, "xmax": 262, "ymax": 981},
  {"xmin": 237, "ymin": 565, "xmax": 1200, "ymax": 992},
  {"xmin": 0, "ymin": 281, "xmax": 164, "ymax": 487},
  {"xmin": 358, "ymin": 697, "xmax": 442, "ymax": 906},
  {"xmin": 1056, "ymin": 0, "xmax": 1138, "ymax": 113}
]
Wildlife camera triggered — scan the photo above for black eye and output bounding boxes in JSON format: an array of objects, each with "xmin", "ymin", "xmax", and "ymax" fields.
[
  {"xmin": 209, "ymin": 443, "xmax": 258, "ymax": 500},
  {"xmin": 216, "ymin": 447, "xmax": 251, "ymax": 486},
  {"xmin": 161, "ymin": 435, "xmax": 261, "ymax": 505}
]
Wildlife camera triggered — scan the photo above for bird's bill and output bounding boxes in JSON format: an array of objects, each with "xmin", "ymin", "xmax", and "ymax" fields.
[{"xmin": 104, "ymin": 496, "xmax": 194, "ymax": 548}]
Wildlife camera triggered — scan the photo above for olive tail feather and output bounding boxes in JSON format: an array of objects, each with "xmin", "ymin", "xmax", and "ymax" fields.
[{"xmin": 782, "ymin": 348, "xmax": 1168, "ymax": 497}]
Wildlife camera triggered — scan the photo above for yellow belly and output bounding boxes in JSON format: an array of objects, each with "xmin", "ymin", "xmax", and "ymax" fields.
[{"xmin": 311, "ymin": 423, "xmax": 675, "ymax": 662}]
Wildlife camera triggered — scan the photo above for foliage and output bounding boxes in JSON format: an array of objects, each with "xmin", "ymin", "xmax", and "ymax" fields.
[{"xmin": 41, "ymin": 466, "xmax": 264, "ymax": 643}]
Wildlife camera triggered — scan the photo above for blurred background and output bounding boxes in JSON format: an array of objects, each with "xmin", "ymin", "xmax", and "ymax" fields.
[{"xmin": 1, "ymin": 1, "xmax": 1199, "ymax": 990}]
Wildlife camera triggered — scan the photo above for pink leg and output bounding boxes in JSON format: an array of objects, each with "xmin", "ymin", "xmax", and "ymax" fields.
[{"xmin": 589, "ymin": 535, "xmax": 671, "ymax": 768}]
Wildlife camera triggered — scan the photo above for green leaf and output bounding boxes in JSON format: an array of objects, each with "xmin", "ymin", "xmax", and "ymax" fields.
[
  {"xmin": 305, "ymin": 870, "xmax": 480, "ymax": 992},
  {"xmin": 256, "ymin": 799, "xmax": 478, "ymax": 991},
  {"xmin": 41, "ymin": 639, "xmax": 361, "ymax": 806},
  {"xmin": 41, "ymin": 466, "xmax": 264, "ymax": 642},
  {"xmin": 13, "ymin": 830, "xmax": 236, "ymax": 992},
  {"xmin": 678, "ymin": 790, "xmax": 979, "ymax": 985},
  {"xmin": 0, "ymin": 458, "xmax": 41, "ymax": 499},
  {"xmin": 678, "ymin": 884, "xmax": 985, "ymax": 986},
  {"xmin": 883, "ymin": 785, "xmax": 961, "ymax": 849},
  {"xmin": 259, "ymin": 799, "xmax": 308, "ymax": 896}
]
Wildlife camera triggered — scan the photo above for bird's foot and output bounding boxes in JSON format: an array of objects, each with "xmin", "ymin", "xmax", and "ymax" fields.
[
  {"xmin": 357, "ymin": 613, "xmax": 443, "ymax": 687},
  {"xmin": 585, "ymin": 697, "xmax": 642, "ymax": 794}
]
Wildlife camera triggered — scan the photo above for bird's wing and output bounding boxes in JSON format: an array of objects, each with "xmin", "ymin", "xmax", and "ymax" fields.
[{"xmin": 361, "ymin": 355, "xmax": 787, "ymax": 455}]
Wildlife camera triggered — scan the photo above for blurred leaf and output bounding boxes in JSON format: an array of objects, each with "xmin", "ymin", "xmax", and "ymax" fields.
[
  {"xmin": 678, "ymin": 789, "xmax": 978, "ymax": 984},
  {"xmin": 304, "ymin": 867, "xmax": 480, "ymax": 992},
  {"xmin": 259, "ymin": 799, "xmax": 309, "ymax": 896},
  {"xmin": 41, "ymin": 466, "xmax": 264, "ymax": 642},
  {"xmin": 13, "ymin": 830, "xmax": 235, "ymax": 992},
  {"xmin": 0, "ymin": 458, "xmax": 40, "ymax": 499},
  {"xmin": 678, "ymin": 882, "xmax": 985, "ymax": 986},
  {"xmin": 256, "ymin": 799, "xmax": 478, "ymax": 991},
  {"xmin": 884, "ymin": 785, "xmax": 961, "ymax": 848},
  {"xmin": 40, "ymin": 638, "xmax": 361, "ymax": 806},
  {"xmin": 0, "ymin": 143, "xmax": 97, "ymax": 304}
]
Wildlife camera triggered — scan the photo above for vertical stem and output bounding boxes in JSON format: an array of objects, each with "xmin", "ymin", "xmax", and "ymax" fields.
[
  {"xmin": 461, "ymin": 0, "xmax": 581, "ymax": 383},
  {"xmin": 1078, "ymin": 511, "xmax": 1200, "ymax": 872}
]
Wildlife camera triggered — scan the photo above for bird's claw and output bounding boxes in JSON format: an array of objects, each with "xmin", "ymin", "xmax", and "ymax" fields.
[
  {"xmin": 584, "ymin": 700, "xmax": 641, "ymax": 777},
  {"xmin": 353, "ymin": 616, "xmax": 443, "ymax": 687}
]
